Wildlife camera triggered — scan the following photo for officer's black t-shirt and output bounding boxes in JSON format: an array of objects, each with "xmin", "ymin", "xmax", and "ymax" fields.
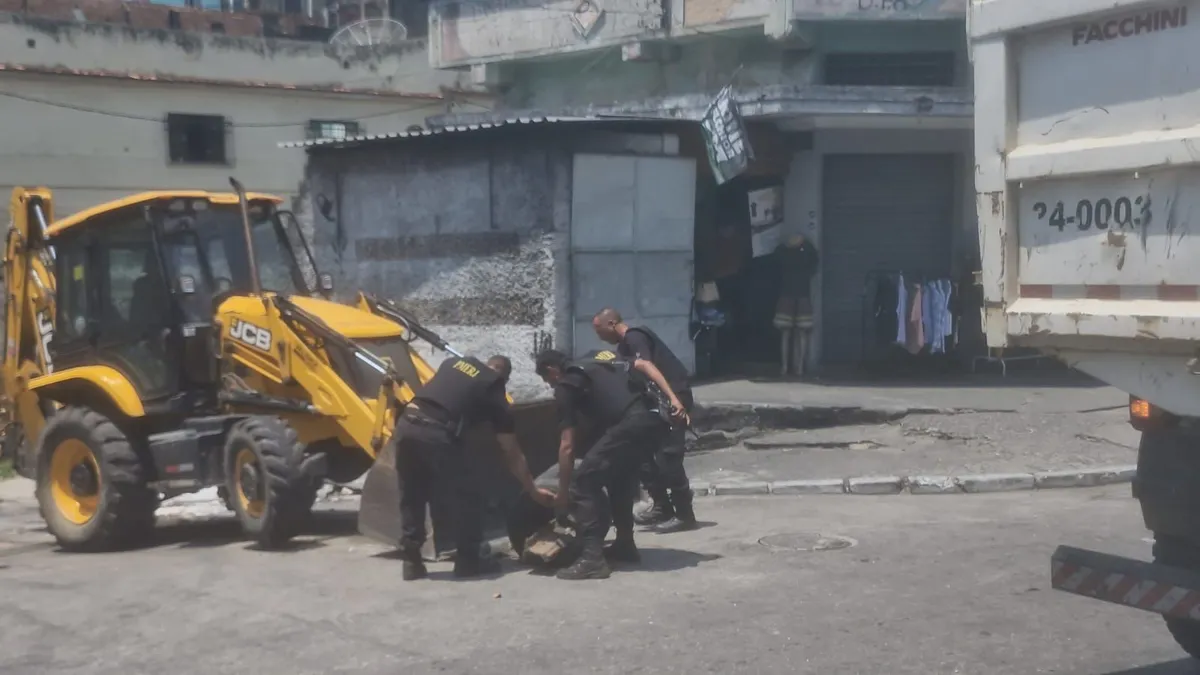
[
  {"xmin": 413, "ymin": 358, "xmax": 516, "ymax": 434},
  {"xmin": 617, "ymin": 329, "xmax": 655, "ymax": 363},
  {"xmin": 552, "ymin": 370, "xmax": 590, "ymax": 430},
  {"xmin": 478, "ymin": 383, "xmax": 517, "ymax": 434}
]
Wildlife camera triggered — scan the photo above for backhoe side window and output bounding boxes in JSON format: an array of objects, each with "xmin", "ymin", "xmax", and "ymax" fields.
[
  {"xmin": 97, "ymin": 220, "xmax": 165, "ymax": 335},
  {"xmin": 56, "ymin": 240, "xmax": 90, "ymax": 342}
]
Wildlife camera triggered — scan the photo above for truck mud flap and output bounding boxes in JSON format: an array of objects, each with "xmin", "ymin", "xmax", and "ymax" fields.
[
  {"xmin": 1053, "ymin": 545, "xmax": 1200, "ymax": 619},
  {"xmin": 358, "ymin": 399, "xmax": 563, "ymax": 558}
]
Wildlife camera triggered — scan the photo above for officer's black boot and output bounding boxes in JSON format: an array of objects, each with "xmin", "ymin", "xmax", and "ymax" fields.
[
  {"xmin": 453, "ymin": 553, "xmax": 502, "ymax": 578},
  {"xmin": 557, "ymin": 538, "xmax": 612, "ymax": 580},
  {"xmin": 653, "ymin": 489, "xmax": 698, "ymax": 534},
  {"xmin": 604, "ymin": 530, "xmax": 640, "ymax": 564},
  {"xmin": 633, "ymin": 488, "xmax": 673, "ymax": 526},
  {"xmin": 401, "ymin": 547, "xmax": 427, "ymax": 581}
]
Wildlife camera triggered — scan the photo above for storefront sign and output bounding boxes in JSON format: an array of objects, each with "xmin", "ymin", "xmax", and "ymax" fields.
[
  {"xmin": 748, "ymin": 185, "xmax": 783, "ymax": 257},
  {"xmin": 700, "ymin": 85, "xmax": 754, "ymax": 185}
]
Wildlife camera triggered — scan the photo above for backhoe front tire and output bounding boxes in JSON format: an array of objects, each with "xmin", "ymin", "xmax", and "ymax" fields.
[
  {"xmin": 35, "ymin": 407, "xmax": 158, "ymax": 552},
  {"xmin": 224, "ymin": 417, "xmax": 317, "ymax": 549}
]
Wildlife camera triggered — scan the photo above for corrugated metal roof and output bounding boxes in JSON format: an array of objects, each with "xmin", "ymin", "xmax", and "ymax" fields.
[{"xmin": 278, "ymin": 114, "xmax": 664, "ymax": 150}]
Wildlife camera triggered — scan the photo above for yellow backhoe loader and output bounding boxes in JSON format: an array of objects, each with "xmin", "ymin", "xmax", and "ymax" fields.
[{"xmin": 0, "ymin": 181, "xmax": 557, "ymax": 552}]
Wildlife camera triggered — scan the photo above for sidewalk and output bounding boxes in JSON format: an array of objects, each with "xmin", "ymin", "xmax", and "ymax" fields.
[
  {"xmin": 684, "ymin": 372, "xmax": 1137, "ymax": 496},
  {"xmin": 693, "ymin": 371, "xmax": 1126, "ymax": 415}
]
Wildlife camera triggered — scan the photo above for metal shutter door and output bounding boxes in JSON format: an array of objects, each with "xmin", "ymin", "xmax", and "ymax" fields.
[{"xmin": 820, "ymin": 154, "xmax": 956, "ymax": 365}]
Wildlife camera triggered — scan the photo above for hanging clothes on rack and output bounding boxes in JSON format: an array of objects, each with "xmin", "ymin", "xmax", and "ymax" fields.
[
  {"xmin": 924, "ymin": 279, "xmax": 954, "ymax": 354},
  {"xmin": 905, "ymin": 282, "xmax": 925, "ymax": 355},
  {"xmin": 895, "ymin": 272, "xmax": 908, "ymax": 346},
  {"xmin": 872, "ymin": 274, "xmax": 899, "ymax": 347}
]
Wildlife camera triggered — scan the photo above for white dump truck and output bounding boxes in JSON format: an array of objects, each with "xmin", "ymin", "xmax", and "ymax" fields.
[{"xmin": 968, "ymin": 0, "xmax": 1200, "ymax": 659}]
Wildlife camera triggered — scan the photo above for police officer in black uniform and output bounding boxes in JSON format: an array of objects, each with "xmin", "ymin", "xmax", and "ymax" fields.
[
  {"xmin": 593, "ymin": 308, "xmax": 698, "ymax": 533},
  {"xmin": 396, "ymin": 354, "xmax": 554, "ymax": 581},
  {"xmin": 534, "ymin": 348, "xmax": 688, "ymax": 581}
]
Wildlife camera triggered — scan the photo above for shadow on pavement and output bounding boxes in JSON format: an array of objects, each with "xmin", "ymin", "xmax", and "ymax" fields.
[
  {"xmin": 637, "ymin": 547, "xmax": 722, "ymax": 572},
  {"xmin": 45, "ymin": 510, "xmax": 364, "ymax": 553},
  {"xmin": 1104, "ymin": 658, "xmax": 1200, "ymax": 674}
]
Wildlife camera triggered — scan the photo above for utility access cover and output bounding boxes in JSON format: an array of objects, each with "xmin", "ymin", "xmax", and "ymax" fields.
[{"xmin": 758, "ymin": 532, "xmax": 856, "ymax": 552}]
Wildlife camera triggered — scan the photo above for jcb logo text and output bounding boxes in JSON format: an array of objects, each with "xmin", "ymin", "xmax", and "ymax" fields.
[
  {"xmin": 37, "ymin": 310, "xmax": 54, "ymax": 373},
  {"xmin": 229, "ymin": 319, "xmax": 272, "ymax": 351}
]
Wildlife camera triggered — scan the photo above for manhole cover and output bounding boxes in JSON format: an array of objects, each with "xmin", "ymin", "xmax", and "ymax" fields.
[{"xmin": 757, "ymin": 532, "xmax": 857, "ymax": 552}]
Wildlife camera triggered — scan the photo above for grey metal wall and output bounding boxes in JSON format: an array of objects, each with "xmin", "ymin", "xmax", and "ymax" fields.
[
  {"xmin": 819, "ymin": 153, "xmax": 956, "ymax": 365},
  {"xmin": 302, "ymin": 136, "xmax": 573, "ymax": 402},
  {"xmin": 568, "ymin": 153, "xmax": 698, "ymax": 373}
]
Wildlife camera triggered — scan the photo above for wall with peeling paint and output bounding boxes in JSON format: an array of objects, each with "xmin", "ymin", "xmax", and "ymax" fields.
[
  {"xmin": 427, "ymin": 0, "xmax": 964, "ymax": 67},
  {"xmin": 0, "ymin": 72, "xmax": 457, "ymax": 216},
  {"xmin": 0, "ymin": 15, "xmax": 494, "ymax": 216},
  {"xmin": 302, "ymin": 134, "xmax": 568, "ymax": 402},
  {"xmin": 0, "ymin": 15, "xmax": 473, "ymax": 95},
  {"xmin": 497, "ymin": 21, "xmax": 966, "ymax": 112},
  {"xmin": 300, "ymin": 128, "xmax": 684, "ymax": 401}
]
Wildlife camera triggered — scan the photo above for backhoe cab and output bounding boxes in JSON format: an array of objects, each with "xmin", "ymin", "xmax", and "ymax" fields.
[{"xmin": 0, "ymin": 183, "xmax": 443, "ymax": 551}]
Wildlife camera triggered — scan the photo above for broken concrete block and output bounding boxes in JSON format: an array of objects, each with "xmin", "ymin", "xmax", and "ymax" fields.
[
  {"xmin": 846, "ymin": 476, "xmax": 904, "ymax": 495},
  {"xmin": 1034, "ymin": 466, "xmax": 1137, "ymax": 489},
  {"xmin": 769, "ymin": 479, "xmax": 846, "ymax": 495},
  {"xmin": 711, "ymin": 481, "xmax": 771, "ymax": 496},
  {"xmin": 955, "ymin": 473, "xmax": 1036, "ymax": 493},
  {"xmin": 907, "ymin": 475, "xmax": 962, "ymax": 495}
]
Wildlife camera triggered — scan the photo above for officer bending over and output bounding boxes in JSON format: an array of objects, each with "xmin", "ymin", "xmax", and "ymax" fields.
[
  {"xmin": 396, "ymin": 354, "xmax": 554, "ymax": 581},
  {"xmin": 535, "ymin": 348, "xmax": 688, "ymax": 581},
  {"xmin": 593, "ymin": 308, "xmax": 698, "ymax": 533}
]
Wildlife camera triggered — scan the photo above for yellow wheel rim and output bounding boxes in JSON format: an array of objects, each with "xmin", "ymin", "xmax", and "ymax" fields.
[
  {"xmin": 49, "ymin": 439, "xmax": 101, "ymax": 525},
  {"xmin": 234, "ymin": 448, "xmax": 265, "ymax": 519}
]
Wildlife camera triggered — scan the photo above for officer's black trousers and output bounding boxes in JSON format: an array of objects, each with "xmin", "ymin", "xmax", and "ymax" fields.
[
  {"xmin": 640, "ymin": 389, "xmax": 694, "ymax": 505},
  {"xmin": 572, "ymin": 410, "xmax": 664, "ymax": 541},
  {"xmin": 395, "ymin": 419, "xmax": 483, "ymax": 558}
]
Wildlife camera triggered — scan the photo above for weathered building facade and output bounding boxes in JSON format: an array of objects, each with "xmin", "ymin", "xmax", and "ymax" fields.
[
  {"xmin": 0, "ymin": 0, "xmax": 489, "ymax": 216},
  {"xmin": 417, "ymin": 0, "xmax": 980, "ymax": 374},
  {"xmin": 289, "ymin": 119, "xmax": 695, "ymax": 401}
]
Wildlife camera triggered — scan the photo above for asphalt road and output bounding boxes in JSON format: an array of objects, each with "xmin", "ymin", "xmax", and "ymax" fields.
[{"xmin": 0, "ymin": 485, "xmax": 1196, "ymax": 675}]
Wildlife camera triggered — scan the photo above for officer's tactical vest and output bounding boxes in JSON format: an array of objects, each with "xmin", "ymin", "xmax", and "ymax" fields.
[
  {"xmin": 564, "ymin": 350, "xmax": 646, "ymax": 428},
  {"xmin": 623, "ymin": 326, "xmax": 690, "ymax": 394},
  {"xmin": 413, "ymin": 355, "xmax": 502, "ymax": 425}
]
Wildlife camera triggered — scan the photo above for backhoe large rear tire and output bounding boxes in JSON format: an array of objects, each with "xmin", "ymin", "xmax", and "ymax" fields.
[
  {"xmin": 1154, "ymin": 535, "xmax": 1200, "ymax": 660},
  {"xmin": 224, "ymin": 416, "xmax": 317, "ymax": 549},
  {"xmin": 35, "ymin": 407, "xmax": 158, "ymax": 552}
]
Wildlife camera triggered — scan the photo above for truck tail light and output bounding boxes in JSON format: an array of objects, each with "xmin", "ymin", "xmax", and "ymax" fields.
[{"xmin": 1130, "ymin": 395, "xmax": 1175, "ymax": 432}]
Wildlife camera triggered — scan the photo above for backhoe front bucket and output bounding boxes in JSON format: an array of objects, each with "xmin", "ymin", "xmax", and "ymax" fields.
[
  {"xmin": 357, "ymin": 399, "xmax": 563, "ymax": 559},
  {"xmin": 357, "ymin": 436, "xmax": 404, "ymax": 545}
]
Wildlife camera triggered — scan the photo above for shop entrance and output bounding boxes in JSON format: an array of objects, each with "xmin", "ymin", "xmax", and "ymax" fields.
[{"xmin": 820, "ymin": 153, "xmax": 957, "ymax": 367}]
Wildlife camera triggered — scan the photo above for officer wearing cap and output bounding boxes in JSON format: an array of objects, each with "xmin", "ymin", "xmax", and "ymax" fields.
[
  {"xmin": 592, "ymin": 308, "xmax": 698, "ymax": 533},
  {"xmin": 395, "ymin": 354, "xmax": 554, "ymax": 581},
  {"xmin": 535, "ymin": 348, "xmax": 688, "ymax": 580}
]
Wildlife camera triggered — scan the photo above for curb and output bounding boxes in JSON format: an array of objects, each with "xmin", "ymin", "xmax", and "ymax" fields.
[{"xmin": 691, "ymin": 465, "xmax": 1136, "ymax": 497}]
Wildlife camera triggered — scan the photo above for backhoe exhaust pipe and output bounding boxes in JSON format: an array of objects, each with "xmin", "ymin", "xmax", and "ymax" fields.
[{"xmin": 228, "ymin": 177, "xmax": 262, "ymax": 297}]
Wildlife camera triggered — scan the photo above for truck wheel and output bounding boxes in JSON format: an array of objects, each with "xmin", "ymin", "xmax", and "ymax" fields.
[
  {"xmin": 224, "ymin": 417, "xmax": 317, "ymax": 549},
  {"xmin": 35, "ymin": 407, "xmax": 158, "ymax": 552},
  {"xmin": 1154, "ymin": 535, "xmax": 1200, "ymax": 659}
]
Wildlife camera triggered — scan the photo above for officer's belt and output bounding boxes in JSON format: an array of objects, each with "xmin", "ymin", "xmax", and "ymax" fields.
[{"xmin": 402, "ymin": 405, "xmax": 462, "ymax": 435}]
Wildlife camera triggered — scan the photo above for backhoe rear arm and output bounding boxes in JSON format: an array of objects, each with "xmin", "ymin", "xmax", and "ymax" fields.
[{"xmin": 3, "ymin": 188, "xmax": 58, "ymax": 460}]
